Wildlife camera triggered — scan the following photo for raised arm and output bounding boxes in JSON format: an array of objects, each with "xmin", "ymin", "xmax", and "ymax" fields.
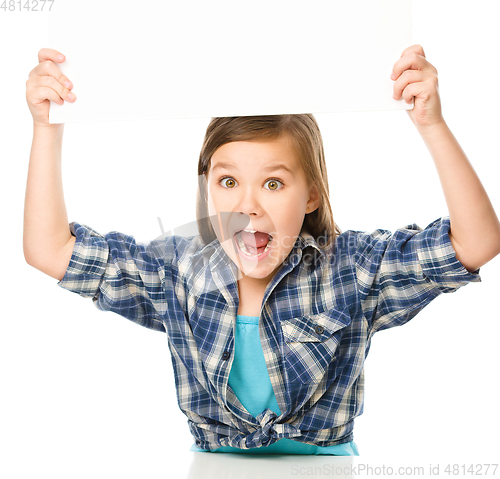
[
  {"xmin": 415, "ymin": 121, "xmax": 500, "ymax": 272},
  {"xmin": 23, "ymin": 48, "xmax": 78, "ymax": 280},
  {"xmin": 23, "ymin": 123, "xmax": 75, "ymax": 280},
  {"xmin": 391, "ymin": 44, "xmax": 500, "ymax": 272}
]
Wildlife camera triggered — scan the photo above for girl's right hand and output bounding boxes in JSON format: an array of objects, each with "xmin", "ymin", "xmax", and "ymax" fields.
[{"xmin": 26, "ymin": 48, "xmax": 77, "ymax": 127}]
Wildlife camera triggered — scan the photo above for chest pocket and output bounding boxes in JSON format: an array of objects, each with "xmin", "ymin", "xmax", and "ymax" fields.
[{"xmin": 280, "ymin": 308, "xmax": 351, "ymax": 385}]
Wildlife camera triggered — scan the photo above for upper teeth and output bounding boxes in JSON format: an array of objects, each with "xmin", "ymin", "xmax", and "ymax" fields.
[{"xmin": 239, "ymin": 229, "xmax": 272, "ymax": 238}]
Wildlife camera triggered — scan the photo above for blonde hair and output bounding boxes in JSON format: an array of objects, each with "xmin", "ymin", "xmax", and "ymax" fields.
[{"xmin": 196, "ymin": 114, "xmax": 341, "ymax": 251}]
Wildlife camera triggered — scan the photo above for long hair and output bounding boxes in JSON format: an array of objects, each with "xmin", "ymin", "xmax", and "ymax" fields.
[{"xmin": 196, "ymin": 114, "xmax": 341, "ymax": 251}]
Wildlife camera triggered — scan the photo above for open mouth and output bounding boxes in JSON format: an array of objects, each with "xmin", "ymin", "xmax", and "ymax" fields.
[{"xmin": 233, "ymin": 230, "xmax": 273, "ymax": 257}]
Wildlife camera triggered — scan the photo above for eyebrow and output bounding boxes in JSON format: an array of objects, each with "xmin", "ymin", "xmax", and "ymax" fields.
[{"xmin": 211, "ymin": 162, "xmax": 294, "ymax": 175}]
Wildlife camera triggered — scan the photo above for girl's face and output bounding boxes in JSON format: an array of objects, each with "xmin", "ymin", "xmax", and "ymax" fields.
[{"xmin": 206, "ymin": 135, "xmax": 320, "ymax": 287}]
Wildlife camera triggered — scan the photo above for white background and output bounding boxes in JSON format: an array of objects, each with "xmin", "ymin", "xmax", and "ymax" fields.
[{"xmin": 1, "ymin": 1, "xmax": 499, "ymax": 478}]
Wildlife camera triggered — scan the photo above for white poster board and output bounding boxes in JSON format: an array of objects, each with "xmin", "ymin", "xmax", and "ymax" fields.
[{"xmin": 48, "ymin": 0, "xmax": 413, "ymax": 123}]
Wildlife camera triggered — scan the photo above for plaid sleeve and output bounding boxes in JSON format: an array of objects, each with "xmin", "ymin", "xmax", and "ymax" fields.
[
  {"xmin": 355, "ymin": 216, "xmax": 482, "ymax": 335},
  {"xmin": 57, "ymin": 221, "xmax": 166, "ymax": 333}
]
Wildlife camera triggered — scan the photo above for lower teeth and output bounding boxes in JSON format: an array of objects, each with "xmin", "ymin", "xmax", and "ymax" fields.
[{"xmin": 236, "ymin": 235, "xmax": 271, "ymax": 256}]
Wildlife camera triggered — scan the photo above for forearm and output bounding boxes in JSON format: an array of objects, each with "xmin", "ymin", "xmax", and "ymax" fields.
[
  {"xmin": 417, "ymin": 120, "xmax": 500, "ymax": 270},
  {"xmin": 23, "ymin": 123, "xmax": 72, "ymax": 267}
]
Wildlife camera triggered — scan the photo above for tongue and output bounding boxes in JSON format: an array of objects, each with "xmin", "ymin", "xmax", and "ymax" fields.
[
  {"xmin": 240, "ymin": 231, "xmax": 270, "ymax": 247},
  {"xmin": 240, "ymin": 231, "xmax": 270, "ymax": 254}
]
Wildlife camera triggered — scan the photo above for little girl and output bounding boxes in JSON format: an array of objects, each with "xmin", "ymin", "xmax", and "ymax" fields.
[{"xmin": 24, "ymin": 46, "xmax": 498, "ymax": 456}]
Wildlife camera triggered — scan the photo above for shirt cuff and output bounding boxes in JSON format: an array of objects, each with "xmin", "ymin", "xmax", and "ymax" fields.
[
  {"xmin": 57, "ymin": 221, "xmax": 110, "ymax": 299},
  {"xmin": 416, "ymin": 216, "xmax": 482, "ymax": 292}
]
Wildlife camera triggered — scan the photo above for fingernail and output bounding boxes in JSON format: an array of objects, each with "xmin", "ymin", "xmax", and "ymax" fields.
[
  {"xmin": 390, "ymin": 72, "xmax": 396, "ymax": 80},
  {"xmin": 65, "ymin": 80, "xmax": 72, "ymax": 88},
  {"xmin": 58, "ymin": 54, "xmax": 64, "ymax": 61},
  {"xmin": 68, "ymin": 93, "xmax": 74, "ymax": 100}
]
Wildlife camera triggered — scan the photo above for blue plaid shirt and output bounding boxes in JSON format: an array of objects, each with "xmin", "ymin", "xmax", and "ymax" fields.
[{"xmin": 57, "ymin": 216, "xmax": 481, "ymax": 451}]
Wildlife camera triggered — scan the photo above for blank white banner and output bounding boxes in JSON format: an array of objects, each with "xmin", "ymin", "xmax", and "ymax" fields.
[{"xmin": 48, "ymin": 0, "xmax": 413, "ymax": 123}]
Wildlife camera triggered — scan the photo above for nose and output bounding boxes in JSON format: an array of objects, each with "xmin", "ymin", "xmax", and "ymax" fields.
[{"xmin": 235, "ymin": 186, "xmax": 263, "ymax": 217}]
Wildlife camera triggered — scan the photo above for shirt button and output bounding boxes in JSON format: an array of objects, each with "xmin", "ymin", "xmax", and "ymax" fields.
[
  {"xmin": 222, "ymin": 351, "xmax": 230, "ymax": 360},
  {"xmin": 315, "ymin": 325, "xmax": 324, "ymax": 335}
]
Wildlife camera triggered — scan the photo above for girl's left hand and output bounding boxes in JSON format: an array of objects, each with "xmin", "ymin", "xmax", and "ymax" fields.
[{"xmin": 391, "ymin": 44, "xmax": 445, "ymax": 128}]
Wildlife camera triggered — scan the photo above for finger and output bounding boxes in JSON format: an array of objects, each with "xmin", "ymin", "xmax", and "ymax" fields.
[
  {"xmin": 393, "ymin": 70, "xmax": 426, "ymax": 100},
  {"xmin": 401, "ymin": 82, "xmax": 426, "ymax": 104},
  {"xmin": 391, "ymin": 51, "xmax": 429, "ymax": 81},
  {"xmin": 37, "ymin": 47, "xmax": 66, "ymax": 64},
  {"xmin": 33, "ymin": 48, "xmax": 72, "ymax": 87},
  {"xmin": 34, "ymin": 74, "xmax": 76, "ymax": 102},
  {"xmin": 400, "ymin": 44, "xmax": 426, "ymax": 59},
  {"xmin": 29, "ymin": 59, "xmax": 73, "ymax": 92},
  {"xmin": 28, "ymin": 84, "xmax": 66, "ymax": 106}
]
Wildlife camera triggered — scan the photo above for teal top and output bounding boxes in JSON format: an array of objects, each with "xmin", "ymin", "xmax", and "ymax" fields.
[{"xmin": 190, "ymin": 314, "xmax": 360, "ymax": 455}]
